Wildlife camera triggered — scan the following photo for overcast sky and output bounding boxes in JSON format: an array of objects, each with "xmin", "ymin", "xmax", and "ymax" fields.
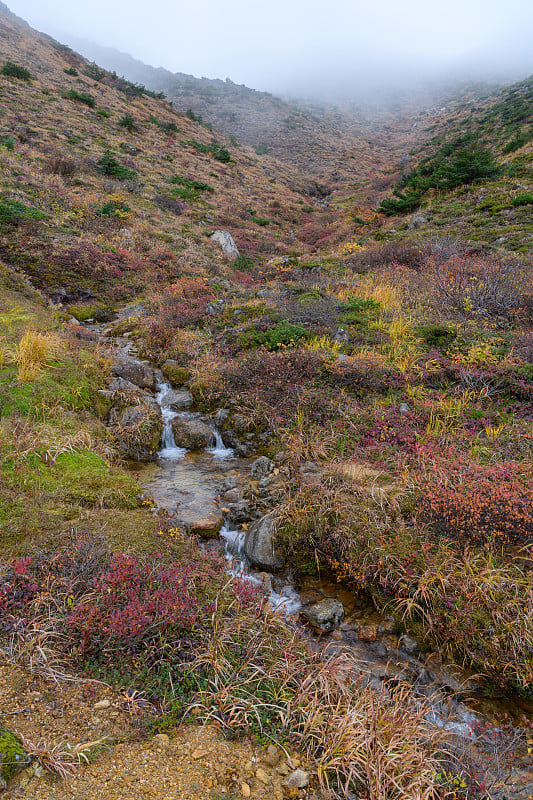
[{"xmin": 6, "ymin": 0, "xmax": 533, "ymax": 97}]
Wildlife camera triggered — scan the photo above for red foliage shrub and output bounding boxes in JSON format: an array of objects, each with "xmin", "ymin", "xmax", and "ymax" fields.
[
  {"xmin": 151, "ymin": 278, "xmax": 214, "ymax": 329},
  {"xmin": 417, "ymin": 461, "xmax": 533, "ymax": 550}
]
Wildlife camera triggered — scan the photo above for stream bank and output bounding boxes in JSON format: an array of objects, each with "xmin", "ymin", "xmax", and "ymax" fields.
[{"xmin": 93, "ymin": 314, "xmax": 533, "ymax": 797}]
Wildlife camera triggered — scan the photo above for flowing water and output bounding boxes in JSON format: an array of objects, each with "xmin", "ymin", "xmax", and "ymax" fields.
[{"xmin": 98, "ymin": 323, "xmax": 532, "ymax": 780}]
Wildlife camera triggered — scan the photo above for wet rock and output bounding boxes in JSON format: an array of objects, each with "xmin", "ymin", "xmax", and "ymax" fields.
[
  {"xmin": 243, "ymin": 512, "xmax": 284, "ymax": 571},
  {"xmin": 107, "ymin": 378, "xmax": 151, "ymax": 415},
  {"xmin": 222, "ymin": 475, "xmax": 237, "ymax": 492},
  {"xmin": 111, "ymin": 357, "xmax": 155, "ymax": 390},
  {"xmin": 177, "ymin": 500, "xmax": 223, "ymax": 538},
  {"xmin": 160, "ymin": 389, "xmax": 194, "ymax": 411},
  {"xmin": 171, "ymin": 415, "xmax": 215, "ymax": 450},
  {"xmin": 301, "ymin": 599, "xmax": 345, "ymax": 633},
  {"xmin": 210, "ymin": 230, "xmax": 240, "ymax": 259},
  {"xmin": 214, "ymin": 408, "xmax": 230, "ymax": 427},
  {"xmin": 227, "ymin": 501, "xmax": 251, "ymax": 525},
  {"xmin": 161, "ymin": 360, "xmax": 191, "ymax": 386},
  {"xmin": 114, "ymin": 402, "xmax": 162, "ymax": 461},
  {"xmin": 399, "ymin": 634, "xmax": 419, "ymax": 654},
  {"xmin": 358, "ymin": 624, "xmax": 379, "ymax": 642}
]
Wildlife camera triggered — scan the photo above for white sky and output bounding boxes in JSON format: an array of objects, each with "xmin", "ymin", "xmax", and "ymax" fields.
[{"xmin": 6, "ymin": 0, "xmax": 533, "ymax": 95}]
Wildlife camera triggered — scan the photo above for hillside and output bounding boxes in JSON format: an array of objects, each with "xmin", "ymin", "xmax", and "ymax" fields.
[
  {"xmin": 368, "ymin": 77, "xmax": 533, "ymax": 252},
  {"xmin": 54, "ymin": 36, "xmax": 437, "ymax": 189},
  {"xmin": 2, "ymin": 5, "xmax": 533, "ymax": 800}
]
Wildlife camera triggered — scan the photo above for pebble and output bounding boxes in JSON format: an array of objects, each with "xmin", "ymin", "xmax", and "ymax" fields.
[
  {"xmin": 262, "ymin": 744, "xmax": 280, "ymax": 767},
  {"xmin": 241, "ymin": 782, "xmax": 251, "ymax": 797},
  {"xmin": 93, "ymin": 699, "xmax": 111, "ymax": 710},
  {"xmin": 283, "ymin": 769, "xmax": 310, "ymax": 789},
  {"xmin": 153, "ymin": 733, "xmax": 170, "ymax": 749},
  {"xmin": 255, "ymin": 767, "xmax": 270, "ymax": 784},
  {"xmin": 192, "ymin": 748, "xmax": 209, "ymax": 759}
]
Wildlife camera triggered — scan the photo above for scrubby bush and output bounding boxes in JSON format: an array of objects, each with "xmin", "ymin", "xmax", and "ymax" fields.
[
  {"xmin": 417, "ymin": 461, "xmax": 533, "ymax": 550},
  {"xmin": 45, "ymin": 153, "xmax": 77, "ymax": 176},
  {"xmin": 325, "ymin": 351, "xmax": 404, "ymax": 394},
  {"xmin": 63, "ymin": 66, "xmax": 78, "ymax": 76},
  {"xmin": 118, "ymin": 113, "xmax": 138, "ymax": 132},
  {"xmin": 66, "ymin": 89, "xmax": 96, "ymax": 108},
  {"xmin": 153, "ymin": 194, "xmax": 183, "ymax": 215},
  {"xmin": 1, "ymin": 61, "xmax": 31, "ymax": 81},
  {"xmin": 97, "ymin": 150, "xmax": 136, "ymax": 180}
]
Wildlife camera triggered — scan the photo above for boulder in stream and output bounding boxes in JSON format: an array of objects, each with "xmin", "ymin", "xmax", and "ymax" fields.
[
  {"xmin": 111, "ymin": 357, "xmax": 155, "ymax": 391},
  {"xmin": 171, "ymin": 415, "xmax": 215, "ymax": 450},
  {"xmin": 300, "ymin": 599, "xmax": 345, "ymax": 633},
  {"xmin": 243, "ymin": 512, "xmax": 284, "ymax": 572},
  {"xmin": 114, "ymin": 402, "xmax": 163, "ymax": 461},
  {"xmin": 160, "ymin": 389, "xmax": 194, "ymax": 411},
  {"xmin": 177, "ymin": 499, "xmax": 223, "ymax": 538}
]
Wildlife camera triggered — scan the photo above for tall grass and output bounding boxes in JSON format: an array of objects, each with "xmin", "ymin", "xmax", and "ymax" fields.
[
  {"xmin": 187, "ymin": 601, "xmax": 446, "ymax": 800},
  {"xmin": 13, "ymin": 330, "xmax": 61, "ymax": 381}
]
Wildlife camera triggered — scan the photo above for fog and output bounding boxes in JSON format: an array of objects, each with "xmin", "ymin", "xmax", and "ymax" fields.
[{"xmin": 6, "ymin": 0, "xmax": 533, "ymax": 99}]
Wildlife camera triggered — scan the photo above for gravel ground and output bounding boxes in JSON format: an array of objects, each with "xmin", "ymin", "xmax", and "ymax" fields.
[{"xmin": 1, "ymin": 665, "xmax": 319, "ymax": 800}]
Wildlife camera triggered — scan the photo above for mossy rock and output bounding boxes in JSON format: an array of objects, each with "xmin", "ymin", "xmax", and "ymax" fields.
[
  {"xmin": 161, "ymin": 360, "xmax": 191, "ymax": 386},
  {"xmin": 0, "ymin": 726, "xmax": 29, "ymax": 783}
]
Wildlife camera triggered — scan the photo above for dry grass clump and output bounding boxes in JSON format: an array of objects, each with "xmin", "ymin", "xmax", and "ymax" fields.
[
  {"xmin": 12, "ymin": 329, "xmax": 61, "ymax": 381},
  {"xmin": 188, "ymin": 602, "xmax": 446, "ymax": 800}
]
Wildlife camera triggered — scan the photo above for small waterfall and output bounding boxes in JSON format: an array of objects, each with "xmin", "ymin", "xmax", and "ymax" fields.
[
  {"xmin": 155, "ymin": 380, "xmax": 187, "ymax": 460},
  {"xmin": 207, "ymin": 429, "xmax": 234, "ymax": 460},
  {"xmin": 220, "ymin": 524, "xmax": 301, "ymax": 616}
]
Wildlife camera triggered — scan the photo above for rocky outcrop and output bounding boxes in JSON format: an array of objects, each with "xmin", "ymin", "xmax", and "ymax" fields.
[
  {"xmin": 171, "ymin": 415, "xmax": 215, "ymax": 450},
  {"xmin": 250, "ymin": 456, "xmax": 275, "ymax": 481},
  {"xmin": 243, "ymin": 512, "xmax": 284, "ymax": 571},
  {"xmin": 210, "ymin": 230, "xmax": 240, "ymax": 259},
  {"xmin": 111, "ymin": 357, "xmax": 155, "ymax": 390},
  {"xmin": 112, "ymin": 402, "xmax": 162, "ymax": 461}
]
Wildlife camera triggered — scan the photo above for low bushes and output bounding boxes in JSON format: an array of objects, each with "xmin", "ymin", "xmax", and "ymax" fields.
[{"xmin": 1, "ymin": 61, "xmax": 31, "ymax": 81}]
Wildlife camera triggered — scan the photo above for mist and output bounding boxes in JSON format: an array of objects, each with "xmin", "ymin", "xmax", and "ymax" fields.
[{"xmin": 5, "ymin": 0, "xmax": 533, "ymax": 100}]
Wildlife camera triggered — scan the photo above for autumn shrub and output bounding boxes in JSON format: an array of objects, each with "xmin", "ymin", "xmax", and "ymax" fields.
[
  {"xmin": 118, "ymin": 113, "xmax": 137, "ymax": 132},
  {"xmin": 417, "ymin": 460, "xmax": 533, "ymax": 550},
  {"xmin": 428, "ymin": 251, "xmax": 533, "ymax": 323},
  {"xmin": 224, "ymin": 349, "xmax": 325, "ymax": 422},
  {"xmin": 344, "ymin": 242, "xmax": 427, "ymax": 272},
  {"xmin": 45, "ymin": 154, "xmax": 77, "ymax": 176},
  {"xmin": 325, "ymin": 350, "xmax": 404, "ymax": 395},
  {"xmin": 150, "ymin": 278, "xmax": 214, "ymax": 329}
]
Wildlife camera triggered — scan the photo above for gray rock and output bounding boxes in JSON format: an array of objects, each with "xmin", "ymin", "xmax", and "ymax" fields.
[
  {"xmin": 111, "ymin": 357, "xmax": 155, "ymax": 390},
  {"xmin": 301, "ymin": 599, "xmax": 345, "ymax": 633},
  {"xmin": 114, "ymin": 402, "xmax": 162, "ymax": 461},
  {"xmin": 206, "ymin": 300, "xmax": 224, "ymax": 315},
  {"xmin": 334, "ymin": 326, "xmax": 350, "ymax": 344},
  {"xmin": 399, "ymin": 634, "xmax": 419, "ymax": 654},
  {"xmin": 251, "ymin": 456, "xmax": 275, "ymax": 481},
  {"xmin": 399, "ymin": 403, "xmax": 410, "ymax": 414},
  {"xmin": 214, "ymin": 408, "xmax": 230, "ymax": 427},
  {"xmin": 282, "ymin": 770, "xmax": 310, "ymax": 789},
  {"xmin": 243, "ymin": 513, "xmax": 284, "ymax": 571},
  {"xmin": 160, "ymin": 389, "xmax": 194, "ymax": 411},
  {"xmin": 221, "ymin": 475, "xmax": 237, "ymax": 492},
  {"xmin": 171, "ymin": 415, "xmax": 214, "ymax": 450},
  {"xmin": 408, "ymin": 212, "xmax": 428, "ymax": 230},
  {"xmin": 210, "ymin": 230, "xmax": 240, "ymax": 259}
]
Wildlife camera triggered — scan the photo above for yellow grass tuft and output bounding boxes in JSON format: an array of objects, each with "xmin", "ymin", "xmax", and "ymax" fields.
[{"xmin": 14, "ymin": 330, "xmax": 61, "ymax": 381}]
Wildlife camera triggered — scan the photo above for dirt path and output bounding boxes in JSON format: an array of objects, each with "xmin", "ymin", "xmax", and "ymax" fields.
[{"xmin": 1, "ymin": 666, "xmax": 316, "ymax": 800}]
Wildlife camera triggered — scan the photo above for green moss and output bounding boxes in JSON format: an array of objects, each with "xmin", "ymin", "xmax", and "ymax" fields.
[{"xmin": 0, "ymin": 727, "xmax": 28, "ymax": 782}]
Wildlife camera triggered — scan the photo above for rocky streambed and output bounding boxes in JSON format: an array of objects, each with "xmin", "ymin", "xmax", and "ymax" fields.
[{"xmin": 91, "ymin": 314, "xmax": 533, "ymax": 796}]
